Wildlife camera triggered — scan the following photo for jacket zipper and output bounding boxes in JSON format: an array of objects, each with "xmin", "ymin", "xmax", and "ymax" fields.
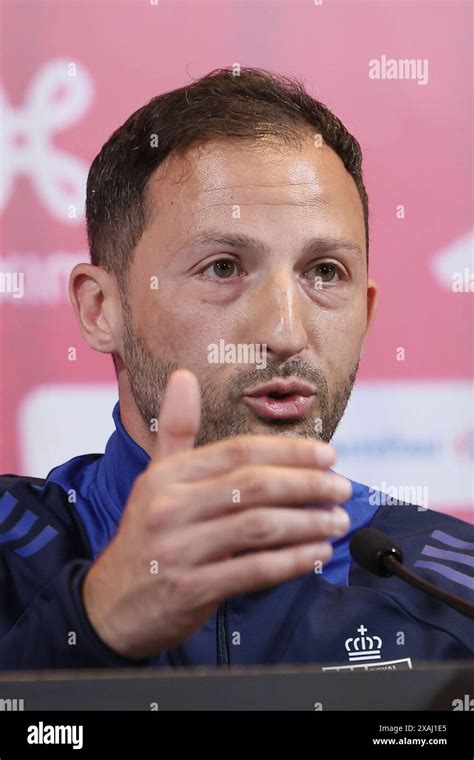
[{"xmin": 216, "ymin": 601, "xmax": 230, "ymax": 666}]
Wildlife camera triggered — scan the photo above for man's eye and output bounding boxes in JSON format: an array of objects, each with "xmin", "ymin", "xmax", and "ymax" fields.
[
  {"xmin": 201, "ymin": 259, "xmax": 239, "ymax": 279},
  {"xmin": 307, "ymin": 262, "xmax": 342, "ymax": 284}
]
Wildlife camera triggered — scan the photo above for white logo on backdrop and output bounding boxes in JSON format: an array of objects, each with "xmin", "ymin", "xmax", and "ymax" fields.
[
  {"xmin": 431, "ymin": 229, "xmax": 474, "ymax": 290},
  {"xmin": 0, "ymin": 58, "xmax": 93, "ymax": 222}
]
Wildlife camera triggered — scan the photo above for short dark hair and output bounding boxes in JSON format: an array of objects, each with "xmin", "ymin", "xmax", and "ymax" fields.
[{"xmin": 86, "ymin": 67, "xmax": 369, "ymax": 287}]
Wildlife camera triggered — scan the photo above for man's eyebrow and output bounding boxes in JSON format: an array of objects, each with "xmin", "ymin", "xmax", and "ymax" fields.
[{"xmin": 177, "ymin": 232, "xmax": 364, "ymax": 258}]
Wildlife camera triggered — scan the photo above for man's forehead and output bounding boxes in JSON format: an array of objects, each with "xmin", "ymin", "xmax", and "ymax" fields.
[
  {"xmin": 142, "ymin": 137, "xmax": 366, "ymax": 256},
  {"xmin": 147, "ymin": 136, "xmax": 352, "ymax": 202}
]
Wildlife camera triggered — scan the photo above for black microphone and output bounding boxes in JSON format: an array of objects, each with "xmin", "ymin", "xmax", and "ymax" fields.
[{"xmin": 349, "ymin": 527, "xmax": 474, "ymax": 620}]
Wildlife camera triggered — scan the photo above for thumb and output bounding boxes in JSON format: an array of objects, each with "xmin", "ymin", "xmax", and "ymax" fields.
[{"xmin": 152, "ymin": 369, "xmax": 201, "ymax": 461}]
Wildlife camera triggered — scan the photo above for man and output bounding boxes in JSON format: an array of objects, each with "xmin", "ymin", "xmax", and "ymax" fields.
[{"xmin": 1, "ymin": 68, "xmax": 472, "ymax": 670}]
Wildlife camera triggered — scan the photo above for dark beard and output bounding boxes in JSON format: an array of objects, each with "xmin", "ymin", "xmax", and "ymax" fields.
[{"xmin": 121, "ymin": 296, "xmax": 359, "ymax": 447}]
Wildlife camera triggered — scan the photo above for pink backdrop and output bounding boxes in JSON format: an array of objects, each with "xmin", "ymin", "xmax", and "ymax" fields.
[{"xmin": 1, "ymin": 0, "xmax": 472, "ymax": 522}]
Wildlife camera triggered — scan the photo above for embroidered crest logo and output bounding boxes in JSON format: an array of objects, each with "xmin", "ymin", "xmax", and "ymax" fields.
[{"xmin": 345, "ymin": 624, "xmax": 382, "ymax": 663}]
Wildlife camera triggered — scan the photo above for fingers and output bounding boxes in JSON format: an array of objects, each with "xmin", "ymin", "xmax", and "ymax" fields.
[
  {"xmin": 149, "ymin": 434, "xmax": 337, "ymax": 487},
  {"xmin": 148, "ymin": 465, "xmax": 352, "ymax": 527},
  {"xmin": 155, "ymin": 505, "xmax": 350, "ymax": 567},
  {"xmin": 152, "ymin": 369, "xmax": 201, "ymax": 461},
  {"xmin": 184, "ymin": 541, "xmax": 335, "ymax": 604}
]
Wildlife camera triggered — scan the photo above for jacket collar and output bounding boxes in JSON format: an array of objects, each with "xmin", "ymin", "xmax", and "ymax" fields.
[{"xmin": 102, "ymin": 402, "xmax": 151, "ymax": 518}]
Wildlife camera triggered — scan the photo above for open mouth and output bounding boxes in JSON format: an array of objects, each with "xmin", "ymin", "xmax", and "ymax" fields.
[{"xmin": 242, "ymin": 391, "xmax": 316, "ymax": 420}]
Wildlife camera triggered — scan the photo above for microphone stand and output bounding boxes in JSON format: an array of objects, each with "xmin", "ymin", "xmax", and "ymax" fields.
[{"xmin": 383, "ymin": 554, "xmax": 474, "ymax": 620}]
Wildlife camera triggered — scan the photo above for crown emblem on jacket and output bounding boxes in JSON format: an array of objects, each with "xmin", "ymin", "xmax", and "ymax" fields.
[{"xmin": 345, "ymin": 625, "xmax": 382, "ymax": 662}]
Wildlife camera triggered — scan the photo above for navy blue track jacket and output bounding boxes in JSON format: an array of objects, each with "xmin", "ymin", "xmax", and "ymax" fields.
[{"xmin": 1, "ymin": 402, "xmax": 473, "ymax": 670}]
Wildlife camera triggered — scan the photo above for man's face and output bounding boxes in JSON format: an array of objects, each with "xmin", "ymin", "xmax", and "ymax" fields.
[{"xmin": 120, "ymin": 134, "xmax": 375, "ymax": 446}]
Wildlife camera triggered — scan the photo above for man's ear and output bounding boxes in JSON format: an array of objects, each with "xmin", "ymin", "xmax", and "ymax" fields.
[
  {"xmin": 364, "ymin": 276, "xmax": 378, "ymax": 341},
  {"xmin": 69, "ymin": 263, "xmax": 122, "ymax": 354}
]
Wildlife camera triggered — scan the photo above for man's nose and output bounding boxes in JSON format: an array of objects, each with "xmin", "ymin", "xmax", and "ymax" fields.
[{"xmin": 251, "ymin": 271, "xmax": 309, "ymax": 363}]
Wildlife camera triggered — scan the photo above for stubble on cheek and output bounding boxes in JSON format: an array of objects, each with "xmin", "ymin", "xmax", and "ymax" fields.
[{"xmin": 121, "ymin": 293, "xmax": 361, "ymax": 447}]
